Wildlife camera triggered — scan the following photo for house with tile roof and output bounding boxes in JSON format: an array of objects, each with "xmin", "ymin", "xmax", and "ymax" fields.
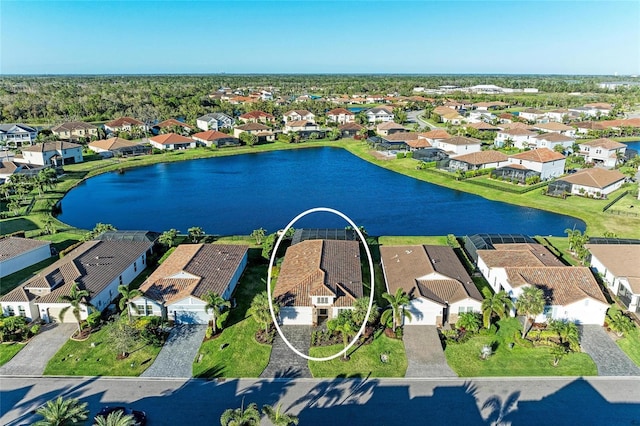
[
  {"xmin": 578, "ymin": 138, "xmax": 626, "ymax": 168},
  {"xmin": 432, "ymin": 135, "xmax": 482, "ymax": 155},
  {"xmin": 196, "ymin": 113, "xmax": 234, "ymax": 131},
  {"xmin": 476, "ymin": 242, "xmax": 608, "ymax": 324},
  {"xmin": 238, "ymin": 110, "xmax": 276, "ymax": 124},
  {"xmin": 533, "ymin": 122, "xmax": 576, "ymax": 137},
  {"xmin": 558, "ymin": 168, "xmax": 626, "ymax": 197},
  {"xmin": 327, "ymin": 108, "xmax": 355, "ymax": 124},
  {"xmin": 233, "ymin": 123, "xmax": 276, "ymax": 142},
  {"xmin": 149, "ymin": 133, "xmax": 196, "ymax": 150},
  {"xmin": 338, "ymin": 122, "xmax": 364, "ymax": 138},
  {"xmin": 283, "ymin": 120, "xmax": 320, "ymax": 134},
  {"xmin": 17, "ymin": 141, "xmax": 83, "ymax": 166},
  {"xmin": 518, "ymin": 108, "xmax": 546, "ymax": 122},
  {"xmin": 0, "ymin": 232, "xmax": 156, "ymax": 322},
  {"xmin": 495, "ymin": 128, "xmax": 538, "ymax": 149},
  {"xmin": 88, "ymin": 137, "xmax": 148, "ymax": 157},
  {"xmin": 587, "ymin": 244, "xmax": 640, "ymax": 313},
  {"xmin": 418, "ymin": 129, "xmax": 452, "ymax": 145},
  {"xmin": 283, "ymin": 110, "xmax": 315, "ymax": 123},
  {"xmin": 131, "ymin": 244, "xmax": 248, "ymax": 324},
  {"xmin": 504, "ymin": 148, "xmax": 566, "ymax": 180},
  {"xmin": 104, "ymin": 117, "xmax": 148, "ymax": 134},
  {"xmin": 152, "ymin": 119, "xmax": 193, "ymax": 135},
  {"xmin": 274, "ymin": 240, "xmax": 363, "ymax": 325},
  {"xmin": 0, "ymin": 237, "xmax": 51, "ymax": 279},
  {"xmin": 380, "ymin": 245, "xmax": 482, "ymax": 326},
  {"xmin": 192, "ymin": 130, "xmax": 240, "ymax": 148},
  {"xmin": 51, "ymin": 121, "xmax": 98, "ymax": 141},
  {"xmin": 449, "ymin": 150, "xmax": 509, "ymax": 171},
  {"xmin": 0, "ymin": 123, "xmax": 38, "ymax": 148},
  {"xmin": 376, "ymin": 121, "xmax": 406, "ymax": 136},
  {"xmin": 531, "ymin": 132, "xmax": 575, "ymax": 152},
  {"xmin": 366, "ymin": 106, "xmax": 394, "ymax": 123}
]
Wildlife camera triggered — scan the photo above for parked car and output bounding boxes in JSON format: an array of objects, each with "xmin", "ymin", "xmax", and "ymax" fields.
[{"xmin": 95, "ymin": 406, "xmax": 147, "ymax": 426}]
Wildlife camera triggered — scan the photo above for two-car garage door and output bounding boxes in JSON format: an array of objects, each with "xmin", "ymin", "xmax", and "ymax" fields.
[{"xmin": 172, "ymin": 309, "xmax": 210, "ymax": 325}]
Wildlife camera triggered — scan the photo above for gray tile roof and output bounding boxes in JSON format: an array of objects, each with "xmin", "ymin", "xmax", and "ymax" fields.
[{"xmin": 0, "ymin": 237, "xmax": 50, "ymax": 262}]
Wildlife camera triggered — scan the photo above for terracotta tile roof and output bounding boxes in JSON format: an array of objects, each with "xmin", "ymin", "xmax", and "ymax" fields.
[
  {"xmin": 239, "ymin": 111, "xmax": 274, "ymax": 120},
  {"xmin": 149, "ymin": 133, "xmax": 193, "ymax": 145},
  {"xmin": 377, "ymin": 121, "xmax": 405, "ymax": 131},
  {"xmin": 0, "ymin": 237, "xmax": 50, "ymax": 262},
  {"xmin": 236, "ymin": 123, "xmax": 270, "ymax": 131},
  {"xmin": 22, "ymin": 141, "xmax": 82, "ymax": 152},
  {"xmin": 192, "ymin": 130, "xmax": 235, "ymax": 141},
  {"xmin": 505, "ymin": 267, "xmax": 607, "ymax": 305},
  {"xmin": 574, "ymin": 121, "xmax": 607, "ymax": 130},
  {"xmin": 560, "ymin": 168, "xmax": 626, "ymax": 189},
  {"xmin": 450, "ymin": 150, "xmax": 508, "ymax": 165},
  {"xmin": 533, "ymin": 132, "xmax": 574, "ymax": 142},
  {"xmin": 585, "ymin": 244, "xmax": 640, "ymax": 292},
  {"xmin": 534, "ymin": 122, "xmax": 574, "ymax": 132},
  {"xmin": 155, "ymin": 119, "xmax": 192, "ymax": 129},
  {"xmin": 286, "ymin": 120, "xmax": 317, "ymax": 128},
  {"xmin": 579, "ymin": 138, "xmax": 626, "ymax": 150},
  {"xmin": 89, "ymin": 137, "xmax": 140, "ymax": 151},
  {"xmin": 406, "ymin": 139, "xmax": 431, "ymax": 148},
  {"xmin": 466, "ymin": 122, "xmax": 500, "ymax": 131},
  {"xmin": 274, "ymin": 240, "xmax": 362, "ymax": 308},
  {"xmin": 105, "ymin": 117, "xmax": 144, "ymax": 128},
  {"xmin": 499, "ymin": 128, "xmax": 537, "ymax": 137},
  {"xmin": 339, "ymin": 122, "xmax": 363, "ymax": 131},
  {"xmin": 433, "ymin": 106, "xmax": 458, "ymax": 116},
  {"xmin": 327, "ymin": 108, "xmax": 354, "ymax": 116},
  {"xmin": 599, "ymin": 118, "xmax": 640, "ymax": 128},
  {"xmin": 479, "ymin": 250, "xmax": 548, "ymax": 268},
  {"xmin": 473, "ymin": 101, "xmax": 509, "ymax": 108},
  {"xmin": 498, "ymin": 122, "xmax": 534, "ymax": 131},
  {"xmin": 441, "ymin": 136, "xmax": 482, "ymax": 146},
  {"xmin": 383, "ymin": 132, "xmax": 420, "ymax": 142},
  {"xmin": 509, "ymin": 148, "xmax": 565, "ymax": 163},
  {"xmin": 0, "ymin": 161, "xmax": 20, "ymax": 174},
  {"xmin": 584, "ymin": 103, "xmax": 612, "ymax": 109},
  {"xmin": 284, "ymin": 110, "xmax": 314, "ymax": 117},
  {"xmin": 138, "ymin": 244, "xmax": 248, "ymax": 304},
  {"xmin": 380, "ymin": 245, "xmax": 481, "ymax": 304},
  {"xmin": 419, "ymin": 130, "xmax": 452, "ymax": 140},
  {"xmin": 1, "ymin": 285, "xmax": 35, "ymax": 302},
  {"xmin": 51, "ymin": 121, "xmax": 97, "ymax": 132}
]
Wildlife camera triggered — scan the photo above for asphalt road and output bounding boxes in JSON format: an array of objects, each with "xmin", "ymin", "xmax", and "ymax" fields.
[
  {"xmin": 2, "ymin": 376, "xmax": 639, "ymax": 425},
  {"xmin": 406, "ymin": 110, "xmax": 440, "ymax": 130}
]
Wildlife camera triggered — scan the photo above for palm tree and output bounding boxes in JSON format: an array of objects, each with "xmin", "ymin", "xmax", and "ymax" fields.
[
  {"xmin": 548, "ymin": 319, "xmax": 580, "ymax": 351},
  {"xmin": 515, "ymin": 286, "xmax": 545, "ymax": 338},
  {"xmin": 59, "ymin": 282, "xmax": 94, "ymax": 335},
  {"xmin": 220, "ymin": 401, "xmax": 261, "ymax": 426},
  {"xmin": 606, "ymin": 309, "xmax": 634, "ymax": 337},
  {"xmin": 380, "ymin": 288, "xmax": 412, "ymax": 332},
  {"xmin": 352, "ymin": 296, "xmax": 379, "ymax": 327},
  {"xmin": 158, "ymin": 228, "xmax": 179, "ymax": 247},
  {"xmin": 93, "ymin": 410, "xmax": 136, "ymax": 426},
  {"xmin": 262, "ymin": 403, "xmax": 299, "ymax": 426},
  {"xmin": 118, "ymin": 284, "xmax": 142, "ymax": 323},
  {"xmin": 187, "ymin": 226, "xmax": 204, "ymax": 243},
  {"xmin": 203, "ymin": 291, "xmax": 231, "ymax": 334},
  {"xmin": 550, "ymin": 343, "xmax": 568, "ymax": 367},
  {"xmin": 250, "ymin": 228, "xmax": 266, "ymax": 245},
  {"xmin": 32, "ymin": 396, "xmax": 89, "ymax": 426},
  {"xmin": 328, "ymin": 312, "xmax": 357, "ymax": 361},
  {"xmin": 456, "ymin": 312, "xmax": 481, "ymax": 333},
  {"xmin": 481, "ymin": 289, "xmax": 514, "ymax": 329},
  {"xmin": 564, "ymin": 227, "xmax": 579, "ymax": 252},
  {"xmin": 250, "ymin": 291, "xmax": 279, "ymax": 334}
]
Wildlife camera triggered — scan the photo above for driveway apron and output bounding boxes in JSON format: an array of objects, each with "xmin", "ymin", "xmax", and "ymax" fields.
[
  {"xmin": 260, "ymin": 325, "xmax": 312, "ymax": 378},
  {"xmin": 403, "ymin": 325, "xmax": 457, "ymax": 377},
  {"xmin": 141, "ymin": 325, "xmax": 207, "ymax": 378},
  {"xmin": 0, "ymin": 323, "xmax": 76, "ymax": 376},
  {"xmin": 579, "ymin": 325, "xmax": 640, "ymax": 376}
]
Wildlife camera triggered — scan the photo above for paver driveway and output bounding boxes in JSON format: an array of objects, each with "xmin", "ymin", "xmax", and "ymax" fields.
[
  {"xmin": 0, "ymin": 323, "xmax": 76, "ymax": 376},
  {"xmin": 579, "ymin": 325, "xmax": 640, "ymax": 376},
  {"xmin": 141, "ymin": 325, "xmax": 207, "ymax": 378},
  {"xmin": 403, "ymin": 325, "xmax": 457, "ymax": 377}
]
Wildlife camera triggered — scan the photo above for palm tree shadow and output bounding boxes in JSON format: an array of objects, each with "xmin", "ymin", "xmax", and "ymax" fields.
[
  {"xmin": 193, "ymin": 364, "xmax": 225, "ymax": 379},
  {"xmin": 482, "ymin": 390, "xmax": 520, "ymax": 425}
]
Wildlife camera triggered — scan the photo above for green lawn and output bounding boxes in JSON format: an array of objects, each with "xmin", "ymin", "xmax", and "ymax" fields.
[
  {"xmin": 44, "ymin": 325, "xmax": 162, "ymax": 376},
  {"xmin": 616, "ymin": 326, "xmax": 640, "ymax": 367},
  {"xmin": 192, "ymin": 263, "xmax": 272, "ymax": 378},
  {"xmin": 378, "ymin": 235, "xmax": 448, "ymax": 246},
  {"xmin": 0, "ymin": 343, "xmax": 25, "ymax": 366},
  {"xmin": 445, "ymin": 335, "xmax": 597, "ymax": 376},
  {"xmin": 308, "ymin": 331, "xmax": 407, "ymax": 378},
  {"xmin": 0, "ymin": 256, "xmax": 59, "ymax": 295}
]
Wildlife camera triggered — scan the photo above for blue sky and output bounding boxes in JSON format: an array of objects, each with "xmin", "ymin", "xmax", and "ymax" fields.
[{"xmin": 1, "ymin": 1, "xmax": 639, "ymax": 75}]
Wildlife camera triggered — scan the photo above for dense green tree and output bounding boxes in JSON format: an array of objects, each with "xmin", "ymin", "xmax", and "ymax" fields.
[
  {"xmin": 606, "ymin": 308, "xmax": 634, "ymax": 337},
  {"xmin": 93, "ymin": 410, "xmax": 136, "ymax": 426},
  {"xmin": 187, "ymin": 226, "xmax": 204, "ymax": 242},
  {"xmin": 250, "ymin": 227, "xmax": 266, "ymax": 245},
  {"xmin": 159, "ymin": 228, "xmax": 179, "ymax": 247}
]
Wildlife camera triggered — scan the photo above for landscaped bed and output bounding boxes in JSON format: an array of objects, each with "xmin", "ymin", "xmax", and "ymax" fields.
[
  {"xmin": 445, "ymin": 334, "xmax": 597, "ymax": 377},
  {"xmin": 308, "ymin": 331, "xmax": 407, "ymax": 378},
  {"xmin": 613, "ymin": 319, "xmax": 640, "ymax": 367}
]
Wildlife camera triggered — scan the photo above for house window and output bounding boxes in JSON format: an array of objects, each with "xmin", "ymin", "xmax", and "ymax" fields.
[
  {"xmin": 134, "ymin": 261, "xmax": 137, "ymax": 272},
  {"xmin": 7, "ymin": 306, "xmax": 15, "ymax": 316},
  {"xmin": 543, "ymin": 306, "xmax": 553, "ymax": 318},
  {"xmin": 136, "ymin": 305, "xmax": 147, "ymax": 315},
  {"xmin": 317, "ymin": 297, "xmax": 329, "ymax": 305},
  {"xmin": 142, "ymin": 255, "xmax": 146, "ymax": 265},
  {"xmin": 18, "ymin": 306, "xmax": 26, "ymax": 317},
  {"xmin": 119, "ymin": 276, "xmax": 123, "ymax": 285}
]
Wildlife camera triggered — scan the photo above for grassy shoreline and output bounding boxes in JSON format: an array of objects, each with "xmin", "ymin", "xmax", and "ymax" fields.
[{"xmin": 3, "ymin": 138, "xmax": 639, "ymax": 239}]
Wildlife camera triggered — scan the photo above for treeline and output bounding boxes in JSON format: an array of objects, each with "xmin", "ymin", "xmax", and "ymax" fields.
[{"xmin": 1, "ymin": 74, "xmax": 639, "ymax": 124}]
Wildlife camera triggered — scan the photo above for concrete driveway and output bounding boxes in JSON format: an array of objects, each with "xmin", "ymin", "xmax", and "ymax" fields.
[
  {"xmin": 403, "ymin": 325, "xmax": 457, "ymax": 377},
  {"xmin": 0, "ymin": 323, "xmax": 76, "ymax": 376},
  {"xmin": 141, "ymin": 325, "xmax": 207, "ymax": 378},
  {"xmin": 579, "ymin": 325, "xmax": 640, "ymax": 376}
]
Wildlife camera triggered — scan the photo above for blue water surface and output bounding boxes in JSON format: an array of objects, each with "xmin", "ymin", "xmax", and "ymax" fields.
[{"xmin": 59, "ymin": 147, "xmax": 585, "ymax": 236}]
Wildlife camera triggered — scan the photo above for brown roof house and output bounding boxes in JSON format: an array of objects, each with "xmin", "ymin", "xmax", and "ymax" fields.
[
  {"xmin": 499, "ymin": 148, "xmax": 565, "ymax": 180},
  {"xmin": 18, "ymin": 141, "xmax": 83, "ymax": 166},
  {"xmin": 449, "ymin": 150, "xmax": 509, "ymax": 171},
  {"xmin": 380, "ymin": 245, "xmax": 482, "ymax": 326},
  {"xmin": 476, "ymin": 241, "xmax": 608, "ymax": 325},
  {"xmin": 274, "ymin": 240, "xmax": 363, "ymax": 325},
  {"xmin": 88, "ymin": 137, "xmax": 149, "ymax": 157},
  {"xmin": 131, "ymin": 244, "xmax": 248, "ymax": 324},
  {"xmin": 558, "ymin": 168, "xmax": 626, "ymax": 197},
  {"xmin": 104, "ymin": 117, "xmax": 148, "ymax": 134},
  {"xmin": 587, "ymin": 244, "xmax": 640, "ymax": 313},
  {"xmin": 326, "ymin": 108, "xmax": 355, "ymax": 124},
  {"xmin": 192, "ymin": 130, "xmax": 241, "ymax": 148},
  {"xmin": 149, "ymin": 133, "xmax": 197, "ymax": 151},
  {"xmin": 0, "ymin": 231, "xmax": 156, "ymax": 323},
  {"xmin": 578, "ymin": 138, "xmax": 626, "ymax": 168},
  {"xmin": 0, "ymin": 237, "xmax": 51, "ymax": 279},
  {"xmin": 51, "ymin": 121, "xmax": 98, "ymax": 141}
]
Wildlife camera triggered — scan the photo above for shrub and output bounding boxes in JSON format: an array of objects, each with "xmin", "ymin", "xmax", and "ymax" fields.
[
  {"xmin": 205, "ymin": 326, "xmax": 213, "ymax": 339},
  {"xmin": 396, "ymin": 152, "xmax": 405, "ymax": 159},
  {"xmin": 405, "ymin": 151, "xmax": 413, "ymax": 159},
  {"xmin": 30, "ymin": 324, "xmax": 41, "ymax": 335},
  {"xmin": 394, "ymin": 327, "xmax": 404, "ymax": 339},
  {"xmin": 525, "ymin": 175, "xmax": 541, "ymax": 185},
  {"xmin": 86, "ymin": 311, "xmax": 102, "ymax": 329}
]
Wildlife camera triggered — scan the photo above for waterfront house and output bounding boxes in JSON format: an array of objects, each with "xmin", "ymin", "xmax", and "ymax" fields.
[
  {"xmin": 0, "ymin": 231, "xmax": 156, "ymax": 322},
  {"xmin": 89, "ymin": 137, "xmax": 149, "ymax": 157},
  {"xmin": 577, "ymin": 138, "xmax": 626, "ymax": 168},
  {"xmin": 51, "ymin": 121, "xmax": 98, "ymax": 141},
  {"xmin": 283, "ymin": 120, "xmax": 320, "ymax": 134},
  {"xmin": 233, "ymin": 123, "xmax": 276, "ymax": 142},
  {"xmin": 449, "ymin": 150, "xmax": 509, "ymax": 171},
  {"xmin": 339, "ymin": 122, "xmax": 364, "ymax": 138},
  {"xmin": 506, "ymin": 148, "xmax": 565, "ymax": 180},
  {"xmin": 379, "ymin": 245, "xmax": 482, "ymax": 326},
  {"xmin": 274, "ymin": 239, "xmax": 363, "ymax": 325},
  {"xmin": 557, "ymin": 168, "xmax": 626, "ymax": 197},
  {"xmin": 18, "ymin": 141, "xmax": 83, "ymax": 166},
  {"xmin": 149, "ymin": 133, "xmax": 196, "ymax": 150},
  {"xmin": 196, "ymin": 113, "xmax": 234, "ymax": 131},
  {"xmin": 376, "ymin": 121, "xmax": 406, "ymax": 136},
  {"xmin": 0, "ymin": 123, "xmax": 38, "ymax": 148},
  {"xmin": 432, "ymin": 135, "xmax": 482, "ymax": 156},
  {"xmin": 192, "ymin": 130, "xmax": 241, "ymax": 148},
  {"xmin": 0, "ymin": 237, "xmax": 51, "ymax": 279},
  {"xmin": 131, "ymin": 244, "xmax": 248, "ymax": 324},
  {"xmin": 586, "ymin": 244, "xmax": 640, "ymax": 313}
]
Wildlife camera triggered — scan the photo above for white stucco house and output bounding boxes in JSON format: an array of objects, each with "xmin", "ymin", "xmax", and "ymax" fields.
[
  {"xmin": 531, "ymin": 132, "xmax": 575, "ymax": 152},
  {"xmin": 132, "ymin": 244, "xmax": 248, "ymax": 324},
  {"xmin": 196, "ymin": 113, "xmax": 234, "ymax": 131},
  {"xmin": 587, "ymin": 244, "xmax": 640, "ymax": 313},
  {"xmin": 449, "ymin": 150, "xmax": 509, "ymax": 171},
  {"xmin": 17, "ymin": 142, "xmax": 84, "ymax": 166},
  {"xmin": 495, "ymin": 128, "xmax": 538, "ymax": 149},
  {"xmin": 0, "ymin": 231, "xmax": 157, "ymax": 323},
  {"xmin": 0, "ymin": 237, "xmax": 51, "ymax": 279},
  {"xmin": 274, "ymin": 239, "xmax": 363, "ymax": 325},
  {"xmin": 380, "ymin": 245, "xmax": 483, "ymax": 326},
  {"xmin": 149, "ymin": 133, "xmax": 197, "ymax": 150},
  {"xmin": 432, "ymin": 136, "xmax": 482, "ymax": 155},
  {"xmin": 326, "ymin": 108, "xmax": 355, "ymax": 124},
  {"xmin": 283, "ymin": 110, "xmax": 315, "ymax": 123},
  {"xmin": 366, "ymin": 107, "xmax": 394, "ymax": 123},
  {"xmin": 507, "ymin": 148, "xmax": 566, "ymax": 180},
  {"xmin": 558, "ymin": 168, "xmax": 626, "ymax": 197},
  {"xmin": 578, "ymin": 138, "xmax": 626, "ymax": 168}
]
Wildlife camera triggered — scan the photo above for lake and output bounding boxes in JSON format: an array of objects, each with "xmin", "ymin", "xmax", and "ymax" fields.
[
  {"xmin": 624, "ymin": 140, "xmax": 640, "ymax": 153},
  {"xmin": 58, "ymin": 147, "xmax": 585, "ymax": 236}
]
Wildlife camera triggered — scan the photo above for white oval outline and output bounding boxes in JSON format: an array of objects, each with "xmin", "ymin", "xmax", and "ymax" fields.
[{"xmin": 267, "ymin": 207, "xmax": 375, "ymax": 362}]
